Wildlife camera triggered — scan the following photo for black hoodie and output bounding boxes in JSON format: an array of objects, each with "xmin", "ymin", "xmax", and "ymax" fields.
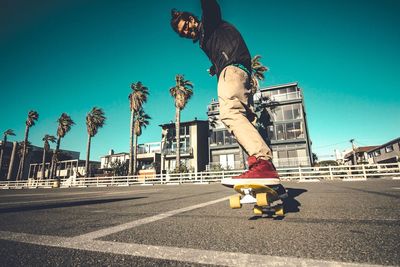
[{"xmin": 199, "ymin": 0, "xmax": 252, "ymax": 78}]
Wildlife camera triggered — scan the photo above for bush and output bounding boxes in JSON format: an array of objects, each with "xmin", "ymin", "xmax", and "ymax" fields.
[
  {"xmin": 317, "ymin": 160, "xmax": 339, "ymax": 167},
  {"xmin": 170, "ymin": 163, "xmax": 194, "ymax": 173}
]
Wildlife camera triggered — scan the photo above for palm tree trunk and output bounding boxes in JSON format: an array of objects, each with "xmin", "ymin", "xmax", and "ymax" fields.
[
  {"xmin": 0, "ymin": 136, "xmax": 6, "ymax": 178},
  {"xmin": 7, "ymin": 142, "xmax": 17, "ymax": 180},
  {"xmin": 129, "ymin": 110, "xmax": 135, "ymax": 175},
  {"xmin": 50, "ymin": 137, "xmax": 61, "ymax": 179},
  {"xmin": 133, "ymin": 132, "xmax": 138, "ymax": 175},
  {"xmin": 19, "ymin": 126, "xmax": 30, "ymax": 180},
  {"xmin": 85, "ymin": 135, "xmax": 91, "ymax": 177},
  {"xmin": 17, "ymin": 157, "xmax": 22, "ymax": 181},
  {"xmin": 175, "ymin": 106, "xmax": 180, "ymax": 170},
  {"xmin": 41, "ymin": 148, "xmax": 46, "ymax": 181}
]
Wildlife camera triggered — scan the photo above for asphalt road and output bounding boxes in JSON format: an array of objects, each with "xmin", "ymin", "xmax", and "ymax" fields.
[{"xmin": 0, "ymin": 178, "xmax": 399, "ymax": 266}]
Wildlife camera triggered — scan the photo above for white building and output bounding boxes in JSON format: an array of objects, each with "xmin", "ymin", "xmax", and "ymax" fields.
[{"xmin": 100, "ymin": 150, "xmax": 130, "ymax": 169}]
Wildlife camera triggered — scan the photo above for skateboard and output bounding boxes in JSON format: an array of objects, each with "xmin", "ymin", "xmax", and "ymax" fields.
[{"xmin": 229, "ymin": 183, "xmax": 285, "ymax": 216}]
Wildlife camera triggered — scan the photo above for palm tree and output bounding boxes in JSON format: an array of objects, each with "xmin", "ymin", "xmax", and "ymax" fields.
[
  {"xmin": 18, "ymin": 110, "xmax": 39, "ymax": 180},
  {"xmin": 85, "ymin": 107, "xmax": 106, "ymax": 177},
  {"xmin": 132, "ymin": 108, "xmax": 151, "ymax": 174},
  {"xmin": 128, "ymin": 81, "xmax": 149, "ymax": 175},
  {"xmin": 41, "ymin": 134, "xmax": 56, "ymax": 180},
  {"xmin": 0, "ymin": 129, "xmax": 16, "ymax": 178},
  {"xmin": 250, "ymin": 55, "xmax": 268, "ymax": 94},
  {"xmin": 50, "ymin": 113, "xmax": 75, "ymax": 179},
  {"xmin": 16, "ymin": 141, "xmax": 31, "ymax": 180},
  {"xmin": 169, "ymin": 74, "xmax": 193, "ymax": 170}
]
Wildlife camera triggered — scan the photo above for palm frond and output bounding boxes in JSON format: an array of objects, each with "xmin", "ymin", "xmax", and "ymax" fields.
[
  {"xmin": 42, "ymin": 134, "xmax": 56, "ymax": 152},
  {"xmin": 134, "ymin": 109, "xmax": 151, "ymax": 136},
  {"xmin": 86, "ymin": 107, "xmax": 106, "ymax": 137},
  {"xmin": 251, "ymin": 55, "xmax": 269, "ymax": 81},
  {"xmin": 57, "ymin": 113, "xmax": 75, "ymax": 138},
  {"xmin": 26, "ymin": 110, "xmax": 39, "ymax": 127},
  {"xmin": 42, "ymin": 134, "xmax": 57, "ymax": 143},
  {"xmin": 4, "ymin": 129, "xmax": 16, "ymax": 137},
  {"xmin": 129, "ymin": 81, "xmax": 149, "ymax": 112},
  {"xmin": 170, "ymin": 74, "xmax": 194, "ymax": 109}
]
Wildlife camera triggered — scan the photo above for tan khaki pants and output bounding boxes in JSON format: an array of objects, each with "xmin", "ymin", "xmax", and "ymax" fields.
[{"xmin": 217, "ymin": 65, "xmax": 272, "ymax": 160}]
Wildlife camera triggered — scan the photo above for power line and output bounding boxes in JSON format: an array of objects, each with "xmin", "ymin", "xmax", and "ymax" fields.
[{"xmin": 313, "ymin": 141, "xmax": 348, "ymax": 149}]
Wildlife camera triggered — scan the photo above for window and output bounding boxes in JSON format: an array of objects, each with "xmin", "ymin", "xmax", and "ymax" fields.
[
  {"xmin": 287, "ymin": 87, "xmax": 296, "ymax": 93},
  {"xmin": 224, "ymin": 131, "xmax": 231, "ymax": 145},
  {"xmin": 288, "ymin": 150, "xmax": 297, "ymax": 158},
  {"xmin": 267, "ymin": 125, "xmax": 275, "ymax": 140},
  {"xmin": 293, "ymin": 104, "xmax": 301, "ymax": 119},
  {"xmin": 385, "ymin": 145, "xmax": 394, "ymax": 153},
  {"xmin": 374, "ymin": 150, "xmax": 381, "ymax": 156},
  {"xmin": 216, "ymin": 131, "xmax": 223, "ymax": 145},
  {"xmin": 274, "ymin": 107, "xmax": 284, "ymax": 121},
  {"xmin": 276, "ymin": 124, "xmax": 285, "ymax": 140},
  {"xmin": 278, "ymin": 151, "xmax": 287, "ymax": 159},
  {"xmin": 286, "ymin": 123, "xmax": 295, "ymax": 139},
  {"xmin": 293, "ymin": 122, "xmax": 304, "ymax": 138},
  {"xmin": 279, "ymin": 88, "xmax": 288, "ymax": 95},
  {"xmin": 283, "ymin": 105, "xmax": 294, "ymax": 120},
  {"xmin": 220, "ymin": 154, "xmax": 234, "ymax": 169}
]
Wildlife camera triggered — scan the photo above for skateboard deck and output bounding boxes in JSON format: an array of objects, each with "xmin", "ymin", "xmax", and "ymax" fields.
[{"xmin": 229, "ymin": 183, "xmax": 285, "ymax": 216}]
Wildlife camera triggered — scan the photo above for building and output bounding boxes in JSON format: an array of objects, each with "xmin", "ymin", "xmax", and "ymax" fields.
[
  {"xmin": 160, "ymin": 119, "xmax": 209, "ymax": 172},
  {"xmin": 207, "ymin": 82, "xmax": 313, "ymax": 169},
  {"xmin": 28, "ymin": 159, "xmax": 101, "ymax": 179},
  {"xmin": 344, "ymin": 146, "xmax": 379, "ymax": 165},
  {"xmin": 0, "ymin": 141, "xmax": 80, "ymax": 180},
  {"xmin": 207, "ymin": 100, "xmax": 244, "ymax": 170},
  {"xmin": 137, "ymin": 142, "xmax": 161, "ymax": 174},
  {"xmin": 367, "ymin": 137, "xmax": 400, "ymax": 164},
  {"xmin": 100, "ymin": 150, "xmax": 130, "ymax": 169},
  {"xmin": 100, "ymin": 142, "xmax": 161, "ymax": 175}
]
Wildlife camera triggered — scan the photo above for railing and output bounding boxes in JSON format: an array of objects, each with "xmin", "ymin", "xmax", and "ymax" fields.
[
  {"xmin": 273, "ymin": 157, "xmax": 310, "ymax": 168},
  {"xmin": 278, "ymin": 163, "xmax": 400, "ymax": 180},
  {"xmin": 270, "ymin": 91, "xmax": 301, "ymax": 102},
  {"xmin": 206, "ymin": 161, "xmax": 245, "ymax": 171},
  {"xmin": 0, "ymin": 163, "xmax": 399, "ymax": 189},
  {"xmin": 163, "ymin": 147, "xmax": 193, "ymax": 156}
]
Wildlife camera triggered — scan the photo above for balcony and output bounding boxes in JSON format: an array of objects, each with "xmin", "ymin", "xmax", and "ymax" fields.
[
  {"xmin": 273, "ymin": 157, "xmax": 310, "ymax": 167},
  {"xmin": 270, "ymin": 91, "xmax": 301, "ymax": 102},
  {"xmin": 163, "ymin": 147, "xmax": 193, "ymax": 157},
  {"xmin": 206, "ymin": 160, "xmax": 245, "ymax": 171}
]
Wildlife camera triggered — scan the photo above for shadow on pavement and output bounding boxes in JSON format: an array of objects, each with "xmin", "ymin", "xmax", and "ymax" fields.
[
  {"xmin": 0, "ymin": 196, "xmax": 147, "ymax": 214},
  {"xmin": 250, "ymin": 188, "xmax": 307, "ymax": 220},
  {"xmin": 283, "ymin": 188, "xmax": 307, "ymax": 213}
]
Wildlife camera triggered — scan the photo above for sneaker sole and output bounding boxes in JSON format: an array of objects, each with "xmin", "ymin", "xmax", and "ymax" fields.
[
  {"xmin": 221, "ymin": 179, "xmax": 287, "ymax": 200},
  {"xmin": 221, "ymin": 178, "xmax": 281, "ymax": 187}
]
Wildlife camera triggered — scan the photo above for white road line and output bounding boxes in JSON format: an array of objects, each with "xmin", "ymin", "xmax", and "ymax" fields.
[
  {"xmin": 0, "ymin": 189, "xmax": 160, "ymax": 206},
  {"xmin": 0, "ymin": 187, "xmax": 162, "ymax": 198},
  {"xmin": 74, "ymin": 196, "xmax": 230, "ymax": 241},
  {"xmin": 0, "ymin": 190, "xmax": 116, "ymax": 198},
  {"xmin": 0, "ymin": 230, "xmax": 383, "ymax": 267}
]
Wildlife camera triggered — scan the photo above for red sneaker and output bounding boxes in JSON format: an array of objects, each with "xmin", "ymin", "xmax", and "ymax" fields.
[{"xmin": 221, "ymin": 156, "xmax": 280, "ymax": 187}]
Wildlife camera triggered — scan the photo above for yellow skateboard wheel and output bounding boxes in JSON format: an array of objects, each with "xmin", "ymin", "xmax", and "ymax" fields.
[
  {"xmin": 229, "ymin": 195, "xmax": 242, "ymax": 209},
  {"xmin": 256, "ymin": 193, "xmax": 268, "ymax": 206},
  {"xmin": 275, "ymin": 205, "xmax": 284, "ymax": 216},
  {"xmin": 253, "ymin": 206, "xmax": 263, "ymax": 215}
]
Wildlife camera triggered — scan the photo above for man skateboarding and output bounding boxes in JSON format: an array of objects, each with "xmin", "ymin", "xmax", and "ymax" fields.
[{"xmin": 170, "ymin": 0, "xmax": 281, "ymax": 187}]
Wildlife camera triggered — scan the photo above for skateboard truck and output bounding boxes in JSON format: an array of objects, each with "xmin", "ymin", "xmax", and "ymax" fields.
[{"xmin": 229, "ymin": 183, "xmax": 285, "ymax": 217}]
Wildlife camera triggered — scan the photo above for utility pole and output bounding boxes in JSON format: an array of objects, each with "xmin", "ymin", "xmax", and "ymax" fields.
[{"xmin": 350, "ymin": 139, "xmax": 356, "ymax": 165}]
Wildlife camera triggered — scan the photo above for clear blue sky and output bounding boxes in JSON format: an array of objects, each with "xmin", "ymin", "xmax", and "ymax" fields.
[{"xmin": 1, "ymin": 0, "xmax": 399, "ymax": 161}]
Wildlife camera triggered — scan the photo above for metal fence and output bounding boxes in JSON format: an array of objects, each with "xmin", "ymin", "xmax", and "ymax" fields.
[{"xmin": 1, "ymin": 163, "xmax": 399, "ymax": 189}]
